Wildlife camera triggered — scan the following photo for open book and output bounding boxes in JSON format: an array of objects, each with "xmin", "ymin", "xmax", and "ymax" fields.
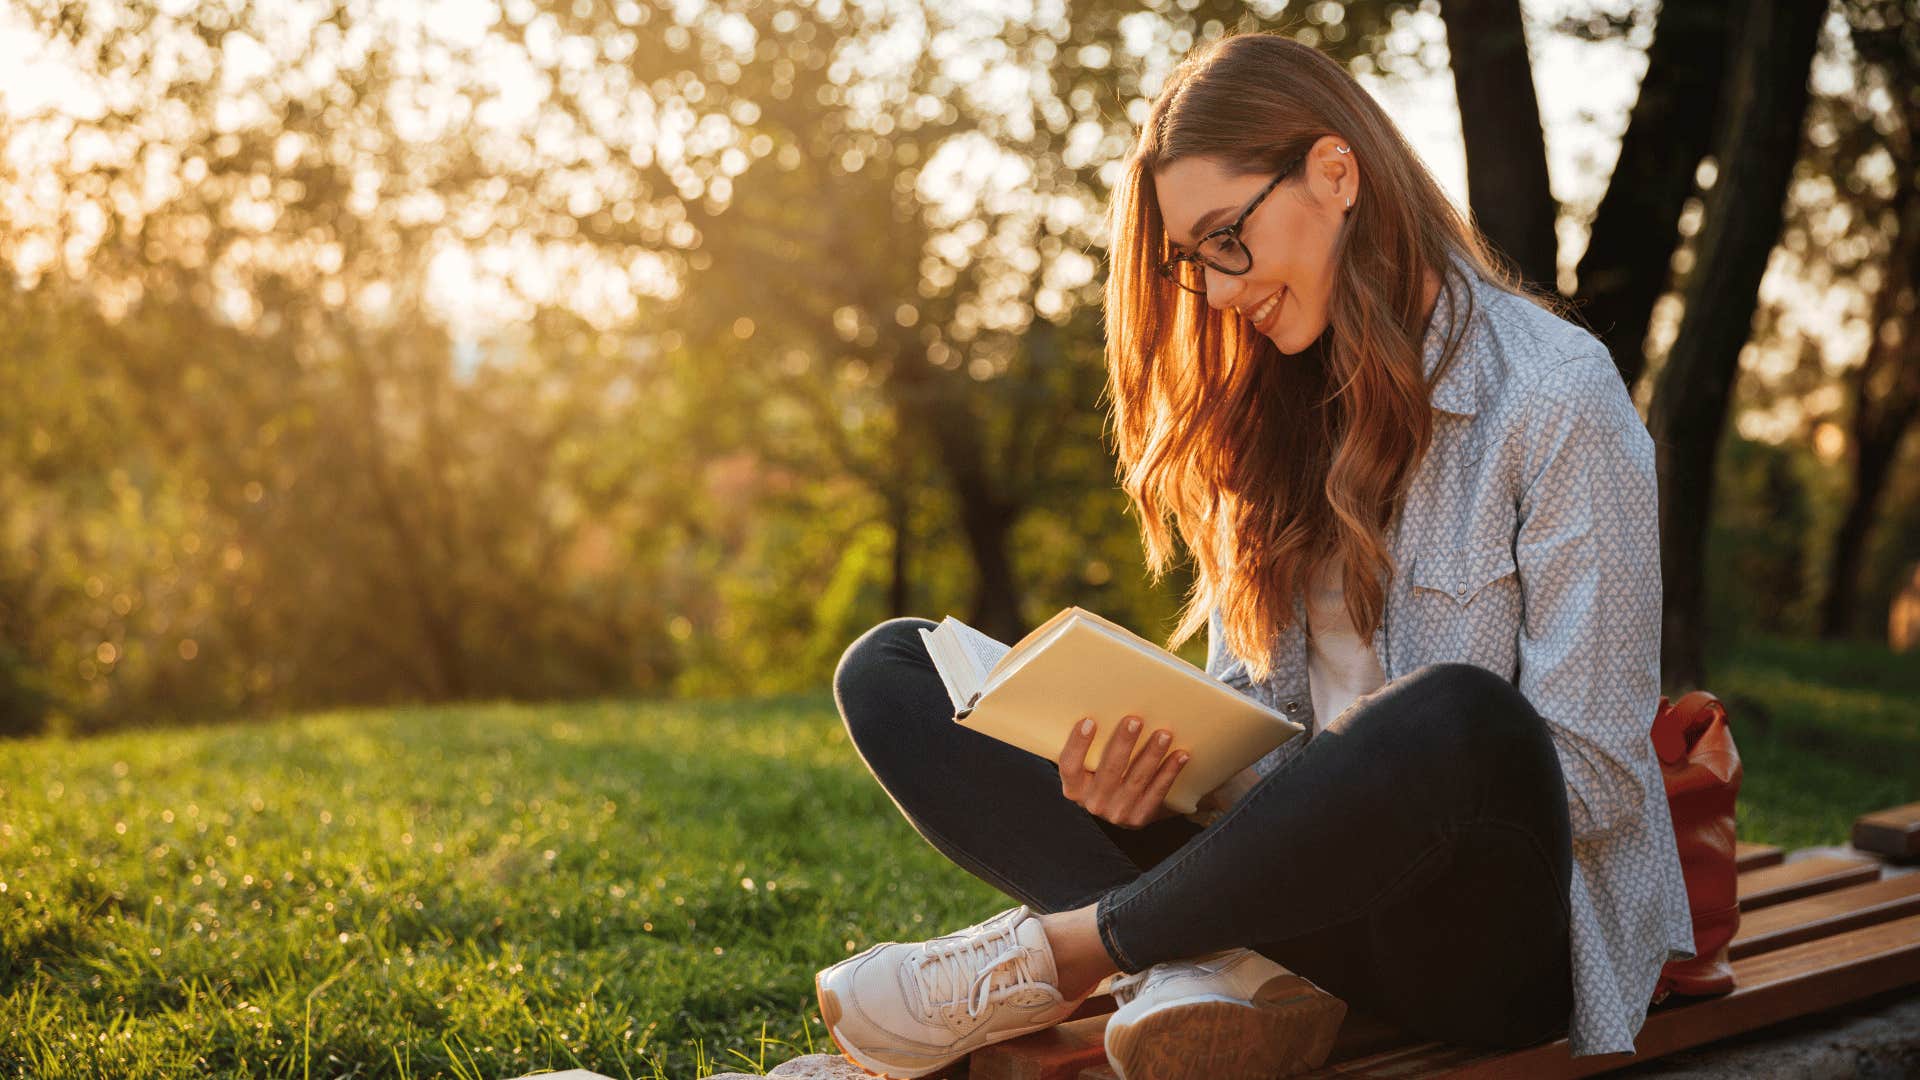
[{"xmin": 919, "ymin": 607, "xmax": 1304, "ymax": 814}]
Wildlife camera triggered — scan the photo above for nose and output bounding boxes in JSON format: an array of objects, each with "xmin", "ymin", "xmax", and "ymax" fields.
[{"xmin": 1202, "ymin": 266, "xmax": 1246, "ymax": 311}]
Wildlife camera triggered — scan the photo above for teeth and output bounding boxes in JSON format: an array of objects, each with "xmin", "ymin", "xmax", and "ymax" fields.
[{"xmin": 1248, "ymin": 289, "xmax": 1282, "ymax": 326}]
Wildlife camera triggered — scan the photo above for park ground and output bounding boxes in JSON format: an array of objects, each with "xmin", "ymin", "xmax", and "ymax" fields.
[{"xmin": 0, "ymin": 634, "xmax": 1914, "ymax": 1078}]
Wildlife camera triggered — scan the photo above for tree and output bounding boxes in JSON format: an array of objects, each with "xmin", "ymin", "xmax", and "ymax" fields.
[
  {"xmin": 1819, "ymin": 0, "xmax": 1920, "ymax": 639},
  {"xmin": 1648, "ymin": 0, "xmax": 1828, "ymax": 689},
  {"xmin": 528, "ymin": 0, "xmax": 1425, "ymax": 641},
  {"xmin": 1432, "ymin": 0, "xmax": 1830, "ymax": 688},
  {"xmin": 1572, "ymin": 0, "xmax": 1734, "ymax": 391},
  {"xmin": 1437, "ymin": 0, "xmax": 1558, "ymax": 288}
]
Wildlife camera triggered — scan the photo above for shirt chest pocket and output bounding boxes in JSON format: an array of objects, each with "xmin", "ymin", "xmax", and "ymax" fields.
[
  {"xmin": 1400, "ymin": 542, "xmax": 1523, "ymax": 674},
  {"xmin": 1411, "ymin": 542, "xmax": 1518, "ymax": 606}
]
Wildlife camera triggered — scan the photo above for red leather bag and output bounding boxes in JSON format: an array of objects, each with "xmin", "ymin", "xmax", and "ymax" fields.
[{"xmin": 1649, "ymin": 690, "xmax": 1742, "ymax": 1004}]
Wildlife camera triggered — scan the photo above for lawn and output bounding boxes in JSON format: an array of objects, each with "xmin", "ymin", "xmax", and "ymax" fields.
[{"xmin": 0, "ymin": 634, "xmax": 1913, "ymax": 1078}]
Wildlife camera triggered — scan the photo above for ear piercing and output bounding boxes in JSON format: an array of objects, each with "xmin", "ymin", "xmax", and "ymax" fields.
[{"xmin": 1337, "ymin": 146, "xmax": 1353, "ymax": 211}]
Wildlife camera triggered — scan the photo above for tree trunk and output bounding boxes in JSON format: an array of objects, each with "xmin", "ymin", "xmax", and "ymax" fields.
[
  {"xmin": 1648, "ymin": 0, "xmax": 1826, "ymax": 692},
  {"xmin": 343, "ymin": 332, "xmax": 470, "ymax": 700},
  {"xmin": 957, "ymin": 501, "xmax": 1025, "ymax": 644},
  {"xmin": 1822, "ymin": 439, "xmax": 1903, "ymax": 637},
  {"xmin": 886, "ymin": 357, "xmax": 1028, "ymax": 643},
  {"xmin": 1575, "ymin": 0, "xmax": 1735, "ymax": 390},
  {"xmin": 1821, "ymin": 187, "xmax": 1920, "ymax": 637},
  {"xmin": 1439, "ymin": 0, "xmax": 1560, "ymax": 290},
  {"xmin": 886, "ymin": 485, "xmax": 912, "ymax": 618}
]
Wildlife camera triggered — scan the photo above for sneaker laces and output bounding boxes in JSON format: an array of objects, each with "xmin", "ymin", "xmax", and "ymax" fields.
[
  {"xmin": 1108, "ymin": 949, "xmax": 1242, "ymax": 1007},
  {"xmin": 911, "ymin": 925, "xmax": 1050, "ymax": 1024},
  {"xmin": 1106, "ymin": 965, "xmax": 1159, "ymax": 1007}
]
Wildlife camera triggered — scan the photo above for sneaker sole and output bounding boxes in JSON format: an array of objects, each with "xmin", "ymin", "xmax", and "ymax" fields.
[{"xmin": 1104, "ymin": 974, "xmax": 1348, "ymax": 1080}]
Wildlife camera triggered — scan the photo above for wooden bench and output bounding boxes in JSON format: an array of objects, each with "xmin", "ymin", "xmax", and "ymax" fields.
[
  {"xmin": 965, "ymin": 805, "xmax": 1920, "ymax": 1080},
  {"xmin": 1852, "ymin": 801, "xmax": 1920, "ymax": 861}
]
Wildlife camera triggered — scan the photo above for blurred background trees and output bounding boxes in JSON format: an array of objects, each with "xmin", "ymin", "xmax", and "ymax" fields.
[{"xmin": 1, "ymin": 0, "xmax": 1915, "ymax": 737}]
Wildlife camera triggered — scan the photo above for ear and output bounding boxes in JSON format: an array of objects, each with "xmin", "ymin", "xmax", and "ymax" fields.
[{"xmin": 1310, "ymin": 135, "xmax": 1357, "ymax": 214}]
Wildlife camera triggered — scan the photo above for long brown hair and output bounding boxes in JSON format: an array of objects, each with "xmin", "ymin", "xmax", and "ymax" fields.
[{"xmin": 1104, "ymin": 31, "xmax": 1568, "ymax": 680}]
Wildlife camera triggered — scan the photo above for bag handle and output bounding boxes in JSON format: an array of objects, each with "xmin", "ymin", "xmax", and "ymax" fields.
[{"xmin": 1651, "ymin": 690, "xmax": 1728, "ymax": 766}]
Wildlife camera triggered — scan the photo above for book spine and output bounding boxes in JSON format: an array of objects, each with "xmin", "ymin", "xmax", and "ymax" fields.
[{"xmin": 953, "ymin": 689, "xmax": 983, "ymax": 722}]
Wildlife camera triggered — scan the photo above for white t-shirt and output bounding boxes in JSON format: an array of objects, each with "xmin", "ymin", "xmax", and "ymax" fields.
[{"xmin": 1304, "ymin": 555, "xmax": 1386, "ymax": 727}]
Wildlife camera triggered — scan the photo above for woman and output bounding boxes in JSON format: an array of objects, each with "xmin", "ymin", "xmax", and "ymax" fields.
[{"xmin": 816, "ymin": 30, "xmax": 1694, "ymax": 1080}]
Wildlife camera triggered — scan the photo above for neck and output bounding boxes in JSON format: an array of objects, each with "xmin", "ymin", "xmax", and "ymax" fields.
[{"xmin": 1420, "ymin": 264, "xmax": 1442, "ymax": 326}]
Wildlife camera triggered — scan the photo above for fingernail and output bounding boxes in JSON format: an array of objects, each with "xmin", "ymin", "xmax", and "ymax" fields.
[
  {"xmin": 1177, "ymin": 753, "xmax": 1190, "ymax": 764},
  {"xmin": 1125, "ymin": 717, "xmax": 1140, "ymax": 733},
  {"xmin": 1080, "ymin": 717, "xmax": 1094, "ymax": 735}
]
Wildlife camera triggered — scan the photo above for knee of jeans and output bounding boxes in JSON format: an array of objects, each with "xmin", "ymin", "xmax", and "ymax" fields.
[
  {"xmin": 832, "ymin": 617, "xmax": 939, "ymax": 730},
  {"xmin": 1402, "ymin": 662, "xmax": 1541, "ymax": 745}
]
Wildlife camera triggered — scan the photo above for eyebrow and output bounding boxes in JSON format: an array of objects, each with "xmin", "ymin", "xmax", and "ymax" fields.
[{"xmin": 1172, "ymin": 205, "xmax": 1236, "ymax": 250}]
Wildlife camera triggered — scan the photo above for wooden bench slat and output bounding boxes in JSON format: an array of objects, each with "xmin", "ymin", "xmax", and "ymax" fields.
[
  {"xmin": 1852, "ymin": 802, "xmax": 1920, "ymax": 860},
  {"xmin": 1730, "ymin": 873, "xmax": 1920, "ymax": 959},
  {"xmin": 1325, "ymin": 1007, "xmax": 1422, "ymax": 1064},
  {"xmin": 1736, "ymin": 854, "xmax": 1880, "ymax": 910},
  {"xmin": 1734, "ymin": 842, "xmax": 1783, "ymax": 871},
  {"xmin": 1062, "ymin": 993, "xmax": 1114, "ymax": 1022},
  {"xmin": 1301, "ymin": 911, "xmax": 1920, "ymax": 1079},
  {"xmin": 968, "ymin": 1013, "xmax": 1111, "ymax": 1080}
]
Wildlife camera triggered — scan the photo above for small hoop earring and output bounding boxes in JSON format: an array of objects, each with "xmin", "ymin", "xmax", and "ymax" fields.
[
  {"xmin": 1336, "ymin": 146, "xmax": 1351, "ymax": 154},
  {"xmin": 1345, "ymin": 196, "xmax": 1353, "ymax": 210}
]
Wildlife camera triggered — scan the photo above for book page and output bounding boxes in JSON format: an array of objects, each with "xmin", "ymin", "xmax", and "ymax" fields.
[
  {"xmin": 918, "ymin": 627, "xmax": 972, "ymax": 711},
  {"xmin": 945, "ymin": 617, "xmax": 1012, "ymax": 686}
]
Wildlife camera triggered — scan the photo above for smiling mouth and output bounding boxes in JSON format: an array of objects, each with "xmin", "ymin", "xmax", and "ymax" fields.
[{"xmin": 1246, "ymin": 288, "xmax": 1285, "ymax": 331}]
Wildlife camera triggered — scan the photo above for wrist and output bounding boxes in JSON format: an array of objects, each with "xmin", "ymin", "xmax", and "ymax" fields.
[{"xmin": 1216, "ymin": 767, "xmax": 1260, "ymax": 807}]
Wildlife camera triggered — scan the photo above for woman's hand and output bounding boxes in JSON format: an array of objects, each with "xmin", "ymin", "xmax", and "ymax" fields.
[{"xmin": 1058, "ymin": 715, "xmax": 1190, "ymax": 828}]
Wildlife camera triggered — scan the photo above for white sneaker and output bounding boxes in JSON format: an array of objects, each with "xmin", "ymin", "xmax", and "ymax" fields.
[
  {"xmin": 814, "ymin": 904, "xmax": 1088, "ymax": 1079},
  {"xmin": 1102, "ymin": 947, "xmax": 1347, "ymax": 1080}
]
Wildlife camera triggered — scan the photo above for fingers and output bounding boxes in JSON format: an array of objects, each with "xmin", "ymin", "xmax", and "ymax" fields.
[
  {"xmin": 1127, "ymin": 745, "xmax": 1189, "ymax": 825},
  {"xmin": 1061, "ymin": 715, "xmax": 1188, "ymax": 828},
  {"xmin": 1124, "ymin": 728, "xmax": 1175, "ymax": 792},
  {"xmin": 1091, "ymin": 715, "xmax": 1144, "ymax": 805},
  {"xmin": 1059, "ymin": 716, "xmax": 1095, "ymax": 799}
]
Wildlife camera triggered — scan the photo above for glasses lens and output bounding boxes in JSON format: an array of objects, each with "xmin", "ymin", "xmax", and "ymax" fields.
[{"xmin": 1201, "ymin": 234, "xmax": 1252, "ymax": 274}]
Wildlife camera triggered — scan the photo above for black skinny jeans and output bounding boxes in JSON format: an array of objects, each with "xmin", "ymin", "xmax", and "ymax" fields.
[{"xmin": 831, "ymin": 616, "xmax": 1575, "ymax": 1050}]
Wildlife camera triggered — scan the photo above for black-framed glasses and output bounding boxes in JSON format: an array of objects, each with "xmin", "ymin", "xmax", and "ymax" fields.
[{"xmin": 1158, "ymin": 152, "xmax": 1307, "ymax": 295}]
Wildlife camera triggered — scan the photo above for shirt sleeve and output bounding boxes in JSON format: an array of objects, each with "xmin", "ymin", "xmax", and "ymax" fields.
[{"xmin": 1513, "ymin": 352, "xmax": 1665, "ymax": 845}]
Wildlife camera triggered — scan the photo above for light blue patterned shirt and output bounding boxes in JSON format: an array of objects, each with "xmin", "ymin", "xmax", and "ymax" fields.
[{"xmin": 1207, "ymin": 251, "xmax": 1696, "ymax": 1058}]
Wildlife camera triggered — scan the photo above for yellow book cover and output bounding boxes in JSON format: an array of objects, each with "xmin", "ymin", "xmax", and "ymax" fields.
[{"xmin": 918, "ymin": 607, "xmax": 1303, "ymax": 814}]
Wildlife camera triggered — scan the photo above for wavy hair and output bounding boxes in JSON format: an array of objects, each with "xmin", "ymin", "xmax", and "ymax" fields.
[{"xmin": 1103, "ymin": 31, "xmax": 1570, "ymax": 681}]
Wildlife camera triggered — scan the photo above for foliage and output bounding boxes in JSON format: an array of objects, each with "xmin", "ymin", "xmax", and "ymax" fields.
[
  {"xmin": 0, "ymin": 0, "xmax": 1914, "ymax": 736},
  {"xmin": 1705, "ymin": 434, "xmax": 1821, "ymax": 637}
]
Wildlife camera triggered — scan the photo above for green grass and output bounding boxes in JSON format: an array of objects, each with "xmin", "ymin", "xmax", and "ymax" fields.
[
  {"xmin": 0, "ymin": 635, "xmax": 1913, "ymax": 1078},
  {"xmin": 0, "ymin": 696, "xmax": 1010, "ymax": 1078},
  {"xmin": 1706, "ymin": 633, "xmax": 1920, "ymax": 850}
]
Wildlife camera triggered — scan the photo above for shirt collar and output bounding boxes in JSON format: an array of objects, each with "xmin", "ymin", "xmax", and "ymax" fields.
[{"xmin": 1420, "ymin": 250, "xmax": 1490, "ymax": 418}]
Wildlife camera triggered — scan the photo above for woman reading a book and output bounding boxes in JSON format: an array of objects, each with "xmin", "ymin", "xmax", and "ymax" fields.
[{"xmin": 817, "ymin": 30, "xmax": 1694, "ymax": 1080}]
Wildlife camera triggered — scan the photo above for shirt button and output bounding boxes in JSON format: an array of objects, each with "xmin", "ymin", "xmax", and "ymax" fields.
[
  {"xmin": 1284, "ymin": 701, "xmax": 1301, "ymax": 713},
  {"xmin": 1456, "ymin": 586, "xmax": 1468, "ymax": 598}
]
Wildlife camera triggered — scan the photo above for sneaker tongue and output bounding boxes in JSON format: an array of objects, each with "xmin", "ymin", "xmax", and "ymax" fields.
[{"xmin": 1009, "ymin": 912, "xmax": 1060, "ymax": 989}]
